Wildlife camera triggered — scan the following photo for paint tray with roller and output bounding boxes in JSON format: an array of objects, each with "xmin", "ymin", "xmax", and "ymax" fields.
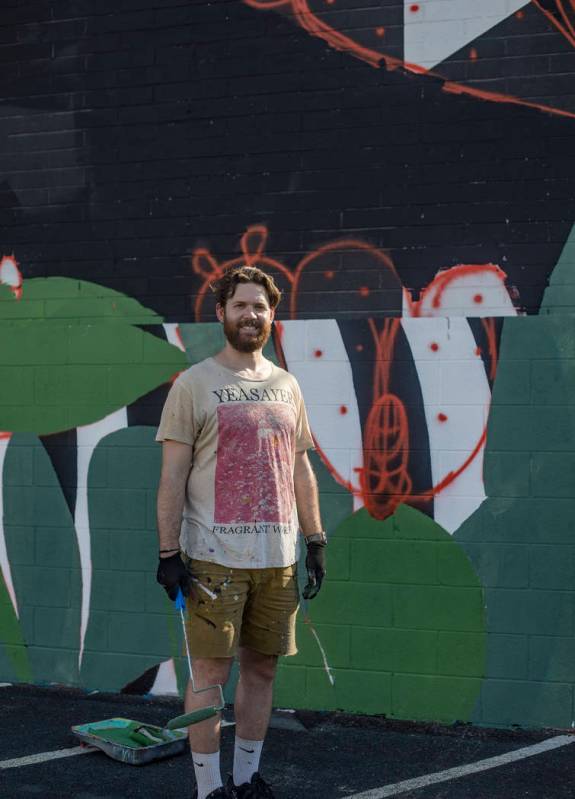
[{"xmin": 71, "ymin": 718, "xmax": 188, "ymax": 765}]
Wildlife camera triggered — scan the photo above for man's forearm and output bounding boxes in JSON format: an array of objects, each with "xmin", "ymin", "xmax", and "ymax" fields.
[
  {"xmin": 157, "ymin": 475, "xmax": 186, "ymax": 554},
  {"xmin": 294, "ymin": 453, "xmax": 323, "ymax": 535}
]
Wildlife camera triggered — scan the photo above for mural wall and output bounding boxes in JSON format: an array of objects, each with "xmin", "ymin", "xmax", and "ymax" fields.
[{"xmin": 1, "ymin": 0, "xmax": 575, "ymax": 728}]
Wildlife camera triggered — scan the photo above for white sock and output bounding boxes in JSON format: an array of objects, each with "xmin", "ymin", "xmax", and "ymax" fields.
[
  {"xmin": 233, "ymin": 736, "xmax": 264, "ymax": 787},
  {"xmin": 191, "ymin": 750, "xmax": 223, "ymax": 799}
]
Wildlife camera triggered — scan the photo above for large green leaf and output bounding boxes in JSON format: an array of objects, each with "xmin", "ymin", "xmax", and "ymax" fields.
[
  {"xmin": 0, "ymin": 321, "xmax": 187, "ymax": 434},
  {"xmin": 0, "ymin": 277, "xmax": 161, "ymax": 324},
  {"xmin": 277, "ymin": 504, "xmax": 486, "ymax": 721}
]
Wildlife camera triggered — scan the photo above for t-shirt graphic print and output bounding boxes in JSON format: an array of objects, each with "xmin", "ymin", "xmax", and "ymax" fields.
[
  {"xmin": 156, "ymin": 357, "xmax": 314, "ymax": 569},
  {"xmin": 215, "ymin": 402, "xmax": 295, "ymax": 524}
]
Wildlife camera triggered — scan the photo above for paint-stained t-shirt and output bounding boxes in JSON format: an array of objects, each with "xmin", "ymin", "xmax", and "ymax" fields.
[{"xmin": 156, "ymin": 357, "xmax": 314, "ymax": 568}]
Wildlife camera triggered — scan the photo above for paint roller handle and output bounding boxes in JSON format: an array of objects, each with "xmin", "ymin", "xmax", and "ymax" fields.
[{"xmin": 175, "ymin": 586, "xmax": 186, "ymax": 611}]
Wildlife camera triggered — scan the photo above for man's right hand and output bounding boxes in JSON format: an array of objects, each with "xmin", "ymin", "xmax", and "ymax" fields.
[{"xmin": 156, "ymin": 552, "xmax": 191, "ymax": 601}]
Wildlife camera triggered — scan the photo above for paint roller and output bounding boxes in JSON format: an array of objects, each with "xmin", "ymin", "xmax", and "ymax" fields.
[{"xmin": 166, "ymin": 587, "xmax": 225, "ymax": 730}]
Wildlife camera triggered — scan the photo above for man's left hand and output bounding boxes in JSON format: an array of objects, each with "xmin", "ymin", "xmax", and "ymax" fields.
[{"xmin": 303, "ymin": 542, "xmax": 326, "ymax": 600}]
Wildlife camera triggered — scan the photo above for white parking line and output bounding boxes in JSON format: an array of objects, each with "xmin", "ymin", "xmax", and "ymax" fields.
[
  {"xmin": 344, "ymin": 734, "xmax": 575, "ymax": 798},
  {"xmin": 0, "ymin": 745, "xmax": 97, "ymax": 770}
]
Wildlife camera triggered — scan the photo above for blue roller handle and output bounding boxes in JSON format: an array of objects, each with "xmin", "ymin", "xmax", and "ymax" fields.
[{"xmin": 175, "ymin": 587, "xmax": 186, "ymax": 611}]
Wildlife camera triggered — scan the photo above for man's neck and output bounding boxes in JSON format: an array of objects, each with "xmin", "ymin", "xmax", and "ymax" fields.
[{"xmin": 214, "ymin": 344, "xmax": 271, "ymax": 376}]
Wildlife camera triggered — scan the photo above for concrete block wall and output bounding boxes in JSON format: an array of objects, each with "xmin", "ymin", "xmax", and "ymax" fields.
[{"xmin": 1, "ymin": 1, "xmax": 575, "ymax": 729}]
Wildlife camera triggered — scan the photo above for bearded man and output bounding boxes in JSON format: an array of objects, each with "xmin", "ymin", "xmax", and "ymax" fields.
[{"xmin": 155, "ymin": 265, "xmax": 326, "ymax": 799}]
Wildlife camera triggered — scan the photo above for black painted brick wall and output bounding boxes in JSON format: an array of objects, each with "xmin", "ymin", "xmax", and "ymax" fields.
[{"xmin": 0, "ymin": 0, "xmax": 574, "ymax": 321}]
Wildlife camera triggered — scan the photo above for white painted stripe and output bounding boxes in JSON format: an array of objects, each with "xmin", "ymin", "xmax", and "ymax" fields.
[
  {"xmin": 0, "ymin": 745, "xmax": 97, "ymax": 770},
  {"xmin": 75, "ymin": 407, "xmax": 128, "ymax": 668},
  {"xmin": 343, "ymin": 735, "xmax": 575, "ymax": 798}
]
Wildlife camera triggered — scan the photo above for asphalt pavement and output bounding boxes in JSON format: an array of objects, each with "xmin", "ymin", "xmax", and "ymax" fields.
[{"xmin": 1, "ymin": 684, "xmax": 573, "ymax": 798}]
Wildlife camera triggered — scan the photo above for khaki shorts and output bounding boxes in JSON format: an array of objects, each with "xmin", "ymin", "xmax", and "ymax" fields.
[{"xmin": 181, "ymin": 557, "xmax": 299, "ymax": 658}]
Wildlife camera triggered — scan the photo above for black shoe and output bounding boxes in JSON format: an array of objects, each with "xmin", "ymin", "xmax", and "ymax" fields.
[
  {"xmin": 227, "ymin": 772, "xmax": 275, "ymax": 798},
  {"xmin": 191, "ymin": 786, "xmax": 230, "ymax": 799}
]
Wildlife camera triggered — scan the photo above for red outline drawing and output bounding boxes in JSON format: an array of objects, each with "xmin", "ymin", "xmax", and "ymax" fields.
[
  {"xmin": 194, "ymin": 225, "xmax": 511, "ymax": 519},
  {"xmin": 243, "ymin": 0, "xmax": 575, "ymax": 120}
]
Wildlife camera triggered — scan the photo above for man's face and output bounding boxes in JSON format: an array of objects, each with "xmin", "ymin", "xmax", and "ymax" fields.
[{"xmin": 216, "ymin": 281, "xmax": 275, "ymax": 353}]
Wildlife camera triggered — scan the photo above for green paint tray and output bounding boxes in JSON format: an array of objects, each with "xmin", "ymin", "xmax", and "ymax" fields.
[{"xmin": 71, "ymin": 717, "xmax": 188, "ymax": 765}]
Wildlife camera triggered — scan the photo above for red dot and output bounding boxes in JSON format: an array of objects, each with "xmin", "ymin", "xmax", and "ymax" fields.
[
  {"xmin": 359, "ymin": 286, "xmax": 370, "ymax": 297},
  {"xmin": 375, "ymin": 26, "xmax": 385, "ymax": 37},
  {"xmin": 339, "ymin": 405, "xmax": 348, "ymax": 415},
  {"xmin": 324, "ymin": 270, "xmax": 335, "ymax": 280},
  {"xmin": 314, "ymin": 349, "xmax": 323, "ymax": 358},
  {"xmin": 475, "ymin": 346, "xmax": 482, "ymax": 356},
  {"xmin": 516, "ymin": 9, "xmax": 524, "ymax": 19},
  {"xmin": 409, "ymin": 4, "xmax": 420, "ymax": 12},
  {"xmin": 437, "ymin": 413, "xmax": 448, "ymax": 423},
  {"xmin": 469, "ymin": 47, "xmax": 478, "ymax": 61},
  {"xmin": 356, "ymin": 344, "xmax": 364, "ymax": 352},
  {"xmin": 473, "ymin": 293, "xmax": 483, "ymax": 304},
  {"xmin": 429, "ymin": 342, "xmax": 439, "ymax": 352}
]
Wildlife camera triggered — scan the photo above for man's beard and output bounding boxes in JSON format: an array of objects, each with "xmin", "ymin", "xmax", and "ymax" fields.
[{"xmin": 223, "ymin": 316, "xmax": 272, "ymax": 353}]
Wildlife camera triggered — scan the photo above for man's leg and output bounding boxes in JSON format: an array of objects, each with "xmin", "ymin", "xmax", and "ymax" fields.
[
  {"xmin": 186, "ymin": 656, "xmax": 233, "ymax": 799},
  {"xmin": 232, "ymin": 646, "xmax": 277, "ymax": 791}
]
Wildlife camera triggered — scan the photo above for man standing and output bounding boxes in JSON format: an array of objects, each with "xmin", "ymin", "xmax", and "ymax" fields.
[{"xmin": 155, "ymin": 266, "xmax": 326, "ymax": 799}]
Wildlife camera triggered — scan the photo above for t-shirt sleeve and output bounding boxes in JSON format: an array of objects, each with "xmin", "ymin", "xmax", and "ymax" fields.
[
  {"xmin": 155, "ymin": 378, "xmax": 197, "ymax": 445},
  {"xmin": 294, "ymin": 382, "xmax": 315, "ymax": 452}
]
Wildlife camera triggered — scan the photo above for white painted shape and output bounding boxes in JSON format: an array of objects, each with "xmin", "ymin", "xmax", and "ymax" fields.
[
  {"xmin": 409, "ymin": 362, "xmax": 441, "ymax": 404},
  {"xmin": 163, "ymin": 323, "xmax": 186, "ymax": 352},
  {"xmin": 75, "ymin": 407, "xmax": 128, "ymax": 668},
  {"xmin": 441, "ymin": 362, "xmax": 493, "ymax": 404},
  {"xmin": 305, "ymin": 319, "xmax": 350, "ymax": 361},
  {"xmin": 437, "ymin": 449, "xmax": 487, "ymax": 497},
  {"xmin": 404, "ymin": 0, "xmax": 529, "ymax": 70},
  {"xmin": 150, "ymin": 658, "xmax": 179, "ymax": 696},
  {"xmin": 283, "ymin": 361, "xmax": 353, "ymax": 404},
  {"xmin": 343, "ymin": 735, "xmax": 575, "ymax": 798},
  {"xmin": 281, "ymin": 320, "xmax": 362, "ymax": 499},
  {"xmin": 278, "ymin": 321, "xmax": 306, "ymax": 362},
  {"xmin": 0, "ymin": 746, "xmax": 97, "ymax": 770},
  {"xmin": 417, "ymin": 268, "xmax": 517, "ymax": 318},
  {"xmin": 0, "ymin": 256, "xmax": 20, "ymax": 288},
  {"xmin": 401, "ymin": 317, "xmax": 489, "ymax": 534},
  {"xmin": 0, "ymin": 437, "xmax": 18, "ymax": 617}
]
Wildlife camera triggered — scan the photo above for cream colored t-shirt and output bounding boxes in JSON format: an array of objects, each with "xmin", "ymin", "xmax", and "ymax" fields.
[{"xmin": 156, "ymin": 357, "xmax": 314, "ymax": 568}]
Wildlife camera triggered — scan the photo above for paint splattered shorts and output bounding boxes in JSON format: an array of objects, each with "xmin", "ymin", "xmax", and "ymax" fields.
[{"xmin": 182, "ymin": 557, "xmax": 299, "ymax": 658}]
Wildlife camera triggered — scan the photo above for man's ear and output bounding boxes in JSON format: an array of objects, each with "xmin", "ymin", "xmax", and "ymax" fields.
[
  {"xmin": 216, "ymin": 302, "xmax": 225, "ymax": 323},
  {"xmin": 269, "ymin": 306, "xmax": 276, "ymax": 322}
]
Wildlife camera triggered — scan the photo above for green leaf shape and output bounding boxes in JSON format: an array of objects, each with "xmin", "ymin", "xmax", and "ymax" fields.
[
  {"xmin": 0, "ymin": 277, "xmax": 161, "ymax": 324},
  {"xmin": 0, "ymin": 321, "xmax": 187, "ymax": 434},
  {"xmin": 540, "ymin": 222, "xmax": 575, "ymax": 315},
  {"xmin": 457, "ymin": 314, "xmax": 575, "ymax": 728},
  {"xmin": 277, "ymin": 504, "xmax": 486, "ymax": 721},
  {"xmin": 3, "ymin": 433, "xmax": 81, "ymax": 685},
  {"xmin": 80, "ymin": 426, "xmax": 181, "ymax": 692},
  {"xmin": 0, "ymin": 567, "xmax": 32, "ymax": 682}
]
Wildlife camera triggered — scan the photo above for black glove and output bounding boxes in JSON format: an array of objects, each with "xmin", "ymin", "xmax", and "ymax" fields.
[
  {"xmin": 303, "ymin": 542, "xmax": 326, "ymax": 600},
  {"xmin": 156, "ymin": 552, "xmax": 192, "ymax": 601}
]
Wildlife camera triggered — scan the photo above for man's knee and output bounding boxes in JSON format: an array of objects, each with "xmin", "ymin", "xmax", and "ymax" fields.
[
  {"xmin": 191, "ymin": 657, "xmax": 233, "ymax": 688},
  {"xmin": 239, "ymin": 647, "xmax": 278, "ymax": 685}
]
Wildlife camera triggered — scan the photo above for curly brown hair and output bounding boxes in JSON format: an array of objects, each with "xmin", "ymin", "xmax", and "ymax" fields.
[{"xmin": 210, "ymin": 265, "xmax": 282, "ymax": 309}]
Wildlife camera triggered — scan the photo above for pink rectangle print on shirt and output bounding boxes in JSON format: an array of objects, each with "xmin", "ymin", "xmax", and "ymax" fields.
[{"xmin": 215, "ymin": 402, "xmax": 296, "ymax": 524}]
